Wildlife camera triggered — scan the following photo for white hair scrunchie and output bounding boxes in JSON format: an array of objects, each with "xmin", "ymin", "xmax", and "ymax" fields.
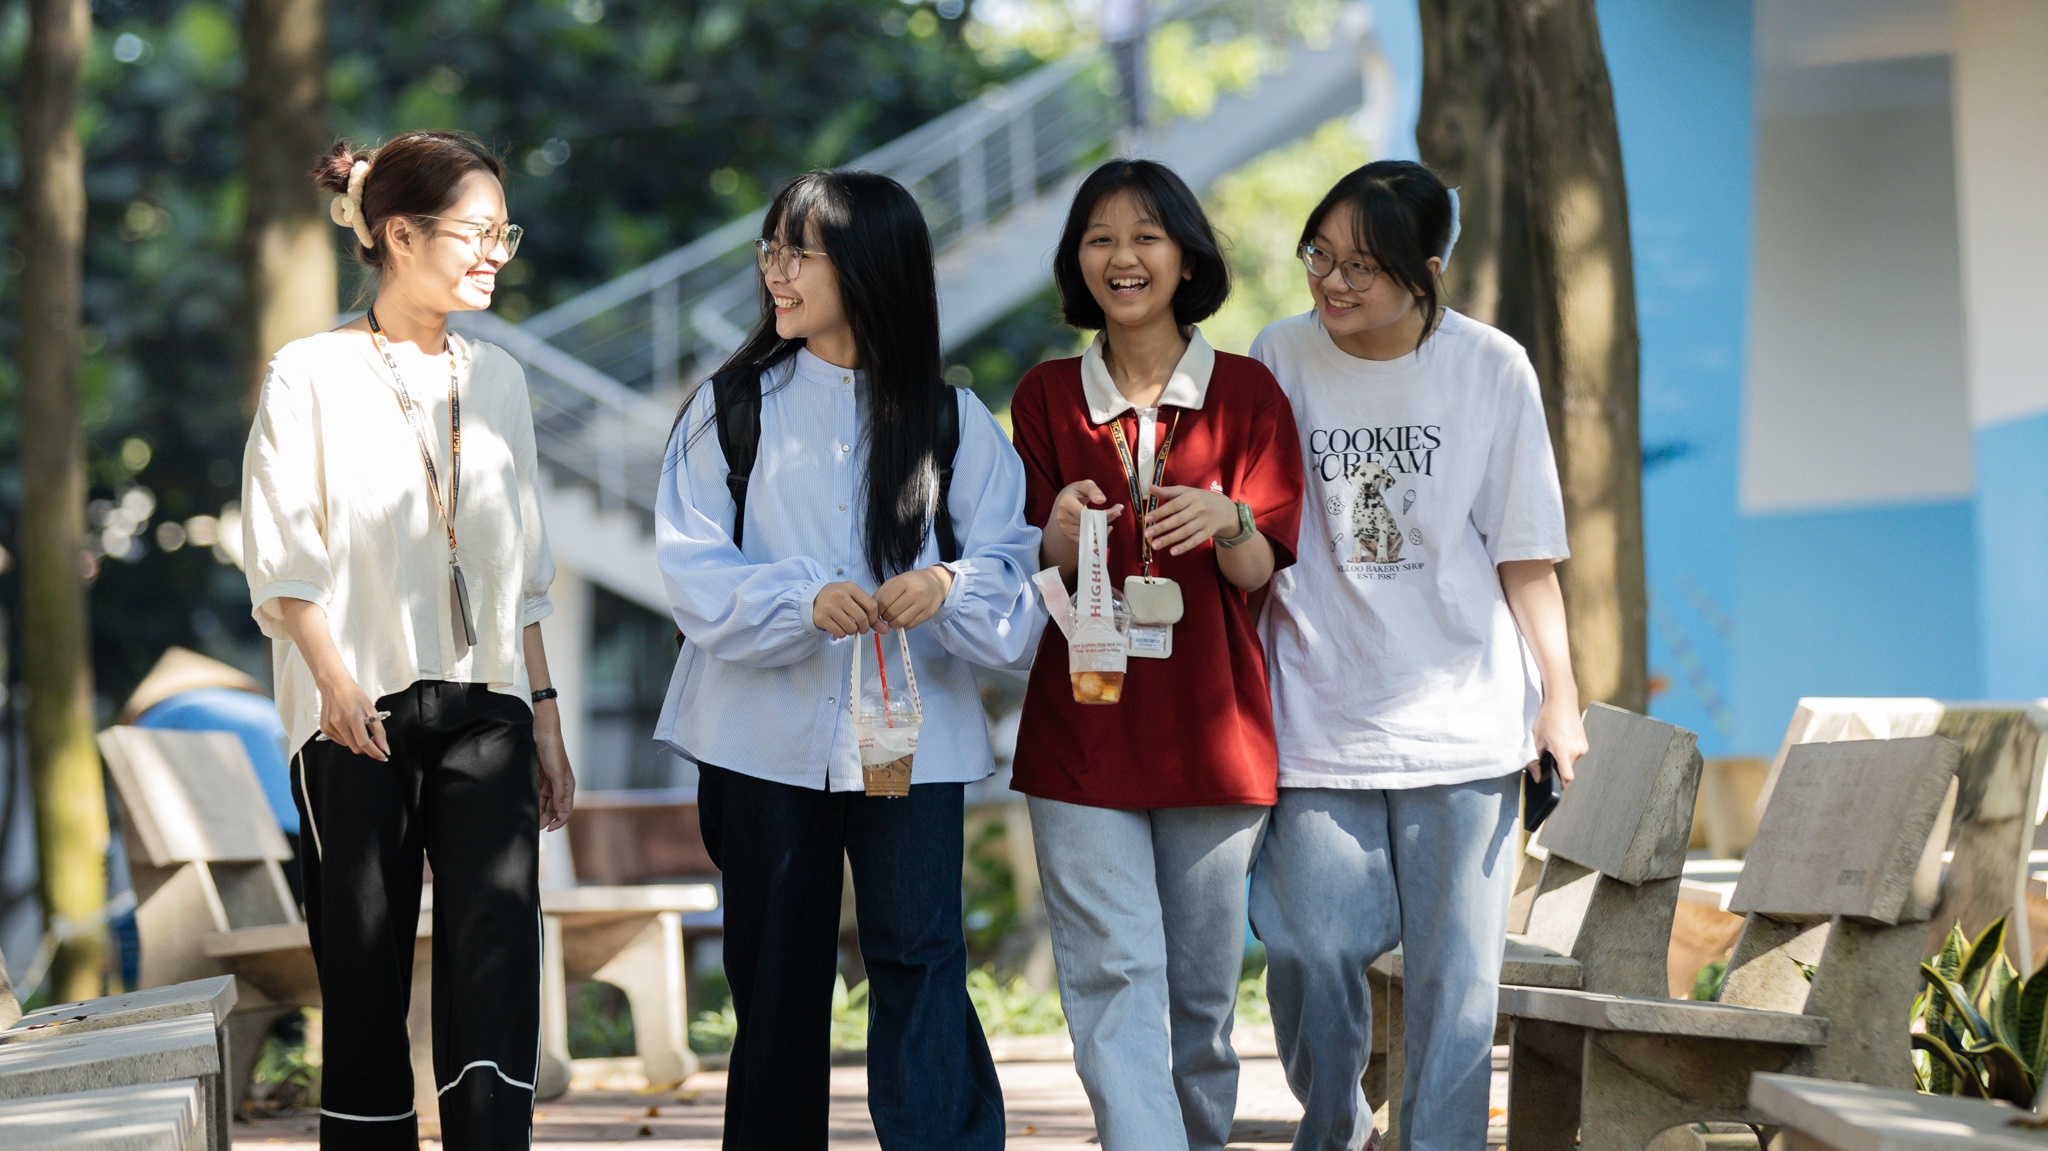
[
  {"xmin": 1442, "ymin": 185, "xmax": 1463, "ymax": 270},
  {"xmin": 328, "ymin": 159, "xmax": 374, "ymax": 249}
]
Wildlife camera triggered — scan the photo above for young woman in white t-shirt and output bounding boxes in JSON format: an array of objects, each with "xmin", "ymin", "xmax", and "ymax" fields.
[{"xmin": 1246, "ymin": 159, "xmax": 1589, "ymax": 1151}]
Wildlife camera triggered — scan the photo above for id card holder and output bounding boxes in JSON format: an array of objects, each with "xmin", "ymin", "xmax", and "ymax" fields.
[
  {"xmin": 1128, "ymin": 623, "xmax": 1173, "ymax": 659},
  {"xmin": 1124, "ymin": 575, "xmax": 1184, "ymax": 626}
]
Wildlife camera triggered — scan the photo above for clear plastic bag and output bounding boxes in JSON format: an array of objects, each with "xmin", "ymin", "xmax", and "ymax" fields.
[{"xmin": 851, "ymin": 629, "xmax": 921, "ymax": 796}]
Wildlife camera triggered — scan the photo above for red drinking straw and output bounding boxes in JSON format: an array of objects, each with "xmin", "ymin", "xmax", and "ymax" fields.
[{"xmin": 873, "ymin": 632, "xmax": 895, "ymax": 727}]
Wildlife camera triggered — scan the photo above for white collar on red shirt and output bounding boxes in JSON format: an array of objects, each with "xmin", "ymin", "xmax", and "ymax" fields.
[{"xmin": 1080, "ymin": 327, "xmax": 1216, "ymax": 425}]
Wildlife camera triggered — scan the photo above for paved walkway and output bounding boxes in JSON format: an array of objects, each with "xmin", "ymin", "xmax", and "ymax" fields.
[{"xmin": 235, "ymin": 1052, "xmax": 1512, "ymax": 1148}]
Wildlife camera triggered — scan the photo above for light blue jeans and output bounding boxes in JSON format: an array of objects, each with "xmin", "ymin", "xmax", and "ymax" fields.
[
  {"xmin": 1249, "ymin": 776, "xmax": 1519, "ymax": 1151},
  {"xmin": 1029, "ymin": 796, "xmax": 1270, "ymax": 1151}
]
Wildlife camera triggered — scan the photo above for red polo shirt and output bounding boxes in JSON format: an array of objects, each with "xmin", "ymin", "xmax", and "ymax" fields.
[{"xmin": 1009, "ymin": 335, "xmax": 1305, "ymax": 809}]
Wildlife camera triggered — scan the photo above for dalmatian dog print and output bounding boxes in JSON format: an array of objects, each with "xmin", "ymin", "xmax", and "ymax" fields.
[{"xmin": 1347, "ymin": 462, "xmax": 1404, "ymax": 564}]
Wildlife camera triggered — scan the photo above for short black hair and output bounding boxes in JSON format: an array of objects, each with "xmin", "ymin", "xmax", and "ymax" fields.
[
  {"xmin": 1052, "ymin": 159, "xmax": 1229, "ymax": 330},
  {"xmin": 1300, "ymin": 160, "xmax": 1453, "ymax": 348}
]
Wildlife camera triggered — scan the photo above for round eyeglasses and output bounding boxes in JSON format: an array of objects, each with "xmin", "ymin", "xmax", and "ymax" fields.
[
  {"xmin": 756, "ymin": 238, "xmax": 829, "ymax": 281},
  {"xmin": 1298, "ymin": 242, "xmax": 1383, "ymax": 293},
  {"xmin": 418, "ymin": 215, "xmax": 523, "ymax": 260}
]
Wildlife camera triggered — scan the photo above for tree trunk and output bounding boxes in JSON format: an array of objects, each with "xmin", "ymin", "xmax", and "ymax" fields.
[
  {"xmin": 241, "ymin": 0, "xmax": 335, "ymax": 415},
  {"xmin": 1417, "ymin": 0, "xmax": 1648, "ymax": 713},
  {"xmin": 17, "ymin": 0, "xmax": 109, "ymax": 1004}
]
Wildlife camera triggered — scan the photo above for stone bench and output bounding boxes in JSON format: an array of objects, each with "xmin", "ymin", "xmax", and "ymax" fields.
[
  {"xmin": 1502, "ymin": 735, "xmax": 1961, "ymax": 1150},
  {"xmin": 99, "ymin": 724, "xmax": 720, "ymax": 1121},
  {"xmin": 1750, "ymin": 1072, "xmax": 2048, "ymax": 1150},
  {"xmin": 0, "ymin": 1079, "xmax": 207, "ymax": 1150},
  {"xmin": 0, "ymin": 977, "xmax": 235, "ymax": 1150},
  {"xmin": 1366, "ymin": 704, "xmax": 1704, "ymax": 1147},
  {"xmin": 0, "ymin": 1017, "xmax": 221, "ymax": 1151}
]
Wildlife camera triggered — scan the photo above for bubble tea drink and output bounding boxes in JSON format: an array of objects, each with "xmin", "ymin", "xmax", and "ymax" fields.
[
  {"xmin": 1068, "ymin": 507, "xmax": 1128, "ymax": 704},
  {"xmin": 854, "ymin": 630, "xmax": 921, "ymax": 796}
]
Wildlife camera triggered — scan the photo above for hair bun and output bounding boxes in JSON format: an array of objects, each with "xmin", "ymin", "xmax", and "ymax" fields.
[{"xmin": 311, "ymin": 139, "xmax": 367, "ymax": 195}]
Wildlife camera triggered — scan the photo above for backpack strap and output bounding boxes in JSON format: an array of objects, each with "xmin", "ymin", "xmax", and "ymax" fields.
[
  {"xmin": 712, "ymin": 366, "xmax": 763, "ymax": 550},
  {"xmin": 935, "ymin": 388, "xmax": 961, "ymax": 565}
]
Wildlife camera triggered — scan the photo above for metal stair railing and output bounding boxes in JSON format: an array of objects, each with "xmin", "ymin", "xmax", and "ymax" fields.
[
  {"xmin": 519, "ymin": 50, "xmax": 1117, "ymax": 398},
  {"xmin": 450, "ymin": 309, "xmax": 676, "ymax": 516}
]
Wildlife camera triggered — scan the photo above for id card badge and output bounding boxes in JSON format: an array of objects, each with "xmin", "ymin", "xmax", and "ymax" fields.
[
  {"xmin": 1124, "ymin": 575, "xmax": 1184, "ymax": 626},
  {"xmin": 1128, "ymin": 623, "xmax": 1173, "ymax": 659}
]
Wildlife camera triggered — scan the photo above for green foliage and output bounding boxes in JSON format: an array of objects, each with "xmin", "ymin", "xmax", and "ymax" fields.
[
  {"xmin": 1200, "ymin": 116, "xmax": 1373, "ymax": 355},
  {"xmin": 1913, "ymin": 916, "xmax": 2047, "ymax": 1106},
  {"xmin": 689, "ymin": 997, "xmax": 739, "ymax": 1055},
  {"xmin": 243, "ymin": 1009, "xmax": 320, "ymax": 1114},
  {"xmin": 0, "ymin": 0, "xmax": 1025, "ymax": 704},
  {"xmin": 568, "ymin": 980, "xmax": 637, "ymax": 1059},
  {"xmin": 1236, "ymin": 967, "xmax": 1271, "ymax": 1026},
  {"xmin": 967, "ymin": 967, "xmax": 1067, "ymax": 1036},
  {"xmin": 1691, "ymin": 959, "xmax": 1728, "ymax": 1002}
]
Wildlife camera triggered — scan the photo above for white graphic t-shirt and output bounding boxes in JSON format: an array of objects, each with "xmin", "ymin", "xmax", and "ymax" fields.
[{"xmin": 1251, "ymin": 308, "xmax": 1569, "ymax": 789}]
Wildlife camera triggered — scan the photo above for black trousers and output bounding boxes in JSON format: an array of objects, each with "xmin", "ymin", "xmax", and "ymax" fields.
[
  {"xmin": 294, "ymin": 681, "xmax": 540, "ymax": 1150},
  {"xmin": 698, "ymin": 764, "xmax": 1005, "ymax": 1151}
]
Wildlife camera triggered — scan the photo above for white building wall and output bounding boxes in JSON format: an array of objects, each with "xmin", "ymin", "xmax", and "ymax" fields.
[{"xmin": 1952, "ymin": 0, "xmax": 2048, "ymax": 429}]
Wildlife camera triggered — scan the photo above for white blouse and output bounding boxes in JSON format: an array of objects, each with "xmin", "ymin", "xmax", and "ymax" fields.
[{"xmin": 242, "ymin": 329, "xmax": 556, "ymax": 755}]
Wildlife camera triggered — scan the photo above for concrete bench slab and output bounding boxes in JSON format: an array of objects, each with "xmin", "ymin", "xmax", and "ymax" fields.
[
  {"xmin": 0, "ymin": 1079, "xmax": 206, "ymax": 1150},
  {"xmin": 1750, "ymin": 1072, "xmax": 2048, "ymax": 1150},
  {"xmin": 1374, "ymin": 937, "xmax": 1586, "ymax": 990},
  {"xmin": 539, "ymin": 884, "xmax": 717, "ymax": 917},
  {"xmin": 1, "ymin": 979, "xmax": 236, "ymax": 1045},
  {"xmin": 1500, "ymin": 987, "xmax": 1827, "ymax": 1046},
  {"xmin": 0, "ymin": 1016, "xmax": 219, "ymax": 1099}
]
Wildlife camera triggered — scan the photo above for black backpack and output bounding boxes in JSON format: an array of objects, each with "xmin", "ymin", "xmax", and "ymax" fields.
[{"xmin": 708, "ymin": 364, "xmax": 962, "ymax": 562}]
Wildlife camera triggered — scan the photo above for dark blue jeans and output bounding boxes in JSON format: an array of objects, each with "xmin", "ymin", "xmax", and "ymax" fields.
[{"xmin": 698, "ymin": 764, "xmax": 1004, "ymax": 1151}]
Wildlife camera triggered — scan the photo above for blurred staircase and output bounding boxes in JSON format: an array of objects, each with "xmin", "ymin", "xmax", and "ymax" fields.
[{"xmin": 457, "ymin": 2, "xmax": 1386, "ymax": 616}]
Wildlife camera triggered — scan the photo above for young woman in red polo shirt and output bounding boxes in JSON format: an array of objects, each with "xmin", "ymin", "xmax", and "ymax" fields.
[{"xmin": 1008, "ymin": 159, "xmax": 1305, "ymax": 1151}]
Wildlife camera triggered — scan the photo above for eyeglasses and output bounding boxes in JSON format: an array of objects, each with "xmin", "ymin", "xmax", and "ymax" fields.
[
  {"xmin": 417, "ymin": 215, "xmax": 523, "ymax": 259},
  {"xmin": 756, "ymin": 238, "xmax": 829, "ymax": 281},
  {"xmin": 1298, "ymin": 242, "xmax": 1382, "ymax": 293}
]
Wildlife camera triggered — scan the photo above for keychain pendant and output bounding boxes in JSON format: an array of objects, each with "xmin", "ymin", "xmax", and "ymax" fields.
[{"xmin": 450, "ymin": 561, "xmax": 478, "ymax": 650}]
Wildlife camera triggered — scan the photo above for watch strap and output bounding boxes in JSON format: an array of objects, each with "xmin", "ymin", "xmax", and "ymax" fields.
[{"xmin": 1217, "ymin": 501, "xmax": 1258, "ymax": 548}]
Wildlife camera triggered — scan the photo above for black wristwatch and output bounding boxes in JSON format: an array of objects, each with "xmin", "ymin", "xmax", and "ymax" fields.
[{"xmin": 531, "ymin": 687, "xmax": 559, "ymax": 704}]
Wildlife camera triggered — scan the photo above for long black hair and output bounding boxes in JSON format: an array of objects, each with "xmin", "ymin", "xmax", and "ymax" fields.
[
  {"xmin": 698, "ymin": 169, "xmax": 949, "ymax": 579},
  {"xmin": 1300, "ymin": 160, "xmax": 1454, "ymax": 347}
]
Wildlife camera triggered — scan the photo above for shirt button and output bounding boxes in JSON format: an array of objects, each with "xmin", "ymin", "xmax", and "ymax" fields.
[
  {"xmin": 841, "ymin": 444, "xmax": 851, "ymax": 452},
  {"xmin": 835, "ymin": 567, "xmax": 846, "ymax": 575},
  {"xmin": 840, "ymin": 503, "xmax": 848, "ymax": 511},
  {"xmin": 827, "ymin": 696, "xmax": 836, "ymax": 705}
]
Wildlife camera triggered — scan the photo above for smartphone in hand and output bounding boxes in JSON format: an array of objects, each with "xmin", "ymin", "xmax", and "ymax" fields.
[{"xmin": 1523, "ymin": 751, "xmax": 1563, "ymax": 832}]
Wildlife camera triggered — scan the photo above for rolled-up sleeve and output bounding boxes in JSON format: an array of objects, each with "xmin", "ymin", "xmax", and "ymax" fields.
[
  {"xmin": 242, "ymin": 364, "xmax": 334, "ymax": 639},
  {"xmin": 929, "ymin": 391, "xmax": 1046, "ymax": 671},
  {"xmin": 504, "ymin": 356, "xmax": 557, "ymax": 626},
  {"xmin": 1237, "ymin": 369, "xmax": 1307, "ymax": 571},
  {"xmin": 656, "ymin": 392, "xmax": 832, "ymax": 668}
]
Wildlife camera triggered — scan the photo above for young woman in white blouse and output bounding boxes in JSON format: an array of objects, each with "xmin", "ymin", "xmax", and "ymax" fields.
[
  {"xmin": 242, "ymin": 130, "xmax": 572, "ymax": 1149},
  {"xmin": 656, "ymin": 170, "xmax": 1040, "ymax": 1150}
]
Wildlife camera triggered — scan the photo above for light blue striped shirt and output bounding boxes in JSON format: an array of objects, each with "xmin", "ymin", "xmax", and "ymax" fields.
[{"xmin": 653, "ymin": 349, "xmax": 1045, "ymax": 791}]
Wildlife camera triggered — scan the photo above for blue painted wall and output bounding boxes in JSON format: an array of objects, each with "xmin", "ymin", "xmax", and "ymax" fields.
[
  {"xmin": 1974, "ymin": 412, "xmax": 2048, "ymax": 698},
  {"xmin": 1596, "ymin": 0, "xmax": 1754, "ymax": 754},
  {"xmin": 1731, "ymin": 502, "xmax": 1983, "ymax": 750}
]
